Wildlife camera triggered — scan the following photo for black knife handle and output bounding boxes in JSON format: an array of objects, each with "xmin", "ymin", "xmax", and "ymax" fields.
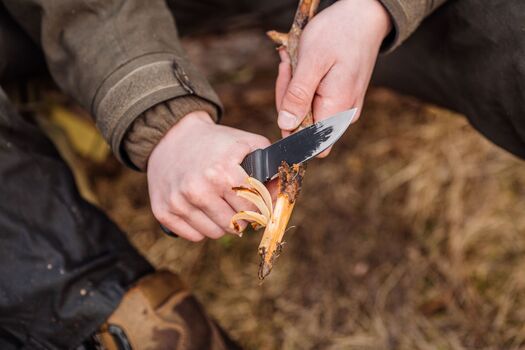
[
  {"xmin": 160, "ymin": 224, "xmax": 178, "ymax": 238},
  {"xmin": 240, "ymin": 148, "xmax": 269, "ymax": 183}
]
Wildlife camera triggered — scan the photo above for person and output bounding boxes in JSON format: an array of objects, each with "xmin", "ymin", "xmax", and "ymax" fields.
[{"xmin": 0, "ymin": 0, "xmax": 522, "ymax": 348}]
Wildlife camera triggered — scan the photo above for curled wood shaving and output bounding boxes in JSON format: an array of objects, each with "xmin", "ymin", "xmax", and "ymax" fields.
[
  {"xmin": 233, "ymin": 187, "xmax": 271, "ymax": 219},
  {"xmin": 247, "ymin": 177, "xmax": 273, "ymax": 214},
  {"xmin": 230, "ymin": 177, "xmax": 273, "ymax": 234},
  {"xmin": 231, "ymin": 211, "xmax": 268, "ymax": 235}
]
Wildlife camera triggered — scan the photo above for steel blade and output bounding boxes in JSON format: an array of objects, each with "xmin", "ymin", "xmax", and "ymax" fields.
[{"xmin": 241, "ymin": 108, "xmax": 357, "ymax": 182}]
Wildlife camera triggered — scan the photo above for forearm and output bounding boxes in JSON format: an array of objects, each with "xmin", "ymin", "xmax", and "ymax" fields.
[{"xmin": 2, "ymin": 0, "xmax": 222, "ymax": 167}]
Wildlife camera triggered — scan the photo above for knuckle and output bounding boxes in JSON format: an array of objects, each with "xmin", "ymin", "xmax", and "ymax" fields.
[
  {"xmin": 167, "ymin": 194, "xmax": 181, "ymax": 212},
  {"xmin": 315, "ymin": 95, "xmax": 355, "ymax": 119},
  {"xmin": 189, "ymin": 190, "xmax": 207, "ymax": 207},
  {"xmin": 254, "ymin": 135, "xmax": 271, "ymax": 148},
  {"xmin": 204, "ymin": 163, "xmax": 226, "ymax": 186},
  {"xmin": 243, "ymin": 135, "xmax": 270, "ymax": 152},
  {"xmin": 234, "ymin": 141, "xmax": 252, "ymax": 157},
  {"xmin": 229, "ymin": 142, "xmax": 253, "ymax": 164},
  {"xmin": 181, "ymin": 178, "xmax": 205, "ymax": 204},
  {"xmin": 152, "ymin": 206, "xmax": 170, "ymax": 225},
  {"xmin": 285, "ymin": 83, "xmax": 311, "ymax": 106}
]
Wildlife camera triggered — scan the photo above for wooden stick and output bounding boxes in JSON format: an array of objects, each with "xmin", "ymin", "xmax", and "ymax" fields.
[
  {"xmin": 258, "ymin": 0, "xmax": 320, "ymax": 279},
  {"xmin": 258, "ymin": 163, "xmax": 305, "ymax": 279}
]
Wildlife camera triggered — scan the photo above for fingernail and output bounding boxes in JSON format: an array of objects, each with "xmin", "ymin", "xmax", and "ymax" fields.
[{"xmin": 278, "ymin": 111, "xmax": 298, "ymax": 130}]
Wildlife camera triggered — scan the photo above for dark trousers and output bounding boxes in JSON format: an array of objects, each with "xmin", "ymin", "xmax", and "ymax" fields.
[
  {"xmin": 0, "ymin": 89, "xmax": 153, "ymax": 349},
  {"xmin": 0, "ymin": 0, "xmax": 524, "ymax": 349},
  {"xmin": 373, "ymin": 0, "xmax": 525, "ymax": 159}
]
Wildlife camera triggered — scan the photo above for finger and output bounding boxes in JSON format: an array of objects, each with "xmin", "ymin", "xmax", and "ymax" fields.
[
  {"xmin": 177, "ymin": 181, "xmax": 230, "ymax": 239},
  {"xmin": 281, "ymin": 130, "xmax": 291, "ymax": 138},
  {"xmin": 161, "ymin": 215, "xmax": 205, "ymax": 242},
  {"xmin": 224, "ymin": 190, "xmax": 258, "ymax": 216},
  {"xmin": 312, "ymin": 90, "xmax": 361, "ymax": 125},
  {"xmin": 151, "ymin": 196, "xmax": 206, "ymax": 242},
  {"xmin": 275, "ymin": 48, "xmax": 292, "ymax": 111},
  {"xmin": 317, "ymin": 147, "xmax": 332, "ymax": 158},
  {"xmin": 245, "ymin": 134, "xmax": 271, "ymax": 153},
  {"xmin": 266, "ymin": 178, "xmax": 279, "ymax": 203},
  {"xmin": 183, "ymin": 204, "xmax": 226, "ymax": 240},
  {"xmin": 279, "ymin": 47, "xmax": 291, "ymax": 64},
  {"xmin": 312, "ymin": 67, "xmax": 358, "ymax": 158},
  {"xmin": 223, "ymin": 165, "xmax": 259, "ymax": 213},
  {"xmin": 278, "ymin": 52, "xmax": 330, "ymax": 131},
  {"xmin": 313, "ymin": 66, "xmax": 356, "ymax": 120},
  {"xmin": 198, "ymin": 196, "xmax": 239, "ymax": 234},
  {"xmin": 185, "ymin": 165, "xmax": 250, "ymax": 235}
]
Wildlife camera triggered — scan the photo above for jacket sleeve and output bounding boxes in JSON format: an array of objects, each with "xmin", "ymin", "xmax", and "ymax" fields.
[
  {"xmin": 1, "ymin": 0, "xmax": 222, "ymax": 168},
  {"xmin": 378, "ymin": 0, "xmax": 449, "ymax": 51}
]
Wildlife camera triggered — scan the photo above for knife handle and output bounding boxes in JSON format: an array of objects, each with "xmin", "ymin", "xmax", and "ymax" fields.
[
  {"xmin": 160, "ymin": 224, "xmax": 178, "ymax": 238},
  {"xmin": 240, "ymin": 148, "xmax": 269, "ymax": 183}
]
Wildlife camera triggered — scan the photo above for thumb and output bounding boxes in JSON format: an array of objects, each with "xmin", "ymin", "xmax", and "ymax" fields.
[{"xmin": 278, "ymin": 58, "xmax": 324, "ymax": 131}]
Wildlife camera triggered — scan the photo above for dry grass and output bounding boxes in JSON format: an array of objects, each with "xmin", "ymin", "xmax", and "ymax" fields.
[{"xmin": 85, "ymin": 32, "xmax": 525, "ymax": 349}]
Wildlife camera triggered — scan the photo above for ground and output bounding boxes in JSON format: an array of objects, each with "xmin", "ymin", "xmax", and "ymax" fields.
[{"xmin": 47, "ymin": 31, "xmax": 525, "ymax": 349}]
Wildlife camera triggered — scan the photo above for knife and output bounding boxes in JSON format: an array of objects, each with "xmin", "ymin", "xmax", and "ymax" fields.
[
  {"xmin": 160, "ymin": 107, "xmax": 357, "ymax": 236},
  {"xmin": 240, "ymin": 107, "xmax": 357, "ymax": 182}
]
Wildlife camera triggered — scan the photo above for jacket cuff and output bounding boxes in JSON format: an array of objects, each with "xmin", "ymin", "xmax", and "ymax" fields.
[
  {"xmin": 122, "ymin": 96, "xmax": 219, "ymax": 171},
  {"xmin": 91, "ymin": 52, "xmax": 222, "ymax": 167},
  {"xmin": 376, "ymin": 0, "xmax": 406, "ymax": 52},
  {"xmin": 377, "ymin": 0, "xmax": 447, "ymax": 52}
]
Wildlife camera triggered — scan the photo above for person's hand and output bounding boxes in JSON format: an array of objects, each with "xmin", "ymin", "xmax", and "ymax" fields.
[
  {"xmin": 276, "ymin": 0, "xmax": 392, "ymax": 156},
  {"xmin": 147, "ymin": 111, "xmax": 271, "ymax": 241}
]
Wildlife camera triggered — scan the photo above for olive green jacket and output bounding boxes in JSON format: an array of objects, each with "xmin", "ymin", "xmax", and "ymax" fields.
[{"xmin": 0, "ymin": 0, "xmax": 447, "ymax": 170}]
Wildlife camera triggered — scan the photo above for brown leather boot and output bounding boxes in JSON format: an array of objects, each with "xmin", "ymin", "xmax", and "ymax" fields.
[{"xmin": 94, "ymin": 270, "xmax": 241, "ymax": 350}]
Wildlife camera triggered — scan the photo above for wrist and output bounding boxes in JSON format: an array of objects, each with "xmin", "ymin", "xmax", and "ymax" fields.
[
  {"xmin": 338, "ymin": 0, "xmax": 393, "ymax": 41},
  {"xmin": 168, "ymin": 110, "xmax": 214, "ymax": 138},
  {"xmin": 180, "ymin": 110, "xmax": 215, "ymax": 126},
  {"xmin": 170, "ymin": 110, "xmax": 215, "ymax": 138},
  {"xmin": 371, "ymin": 0, "xmax": 393, "ymax": 40},
  {"xmin": 149, "ymin": 110, "xmax": 213, "ymax": 164}
]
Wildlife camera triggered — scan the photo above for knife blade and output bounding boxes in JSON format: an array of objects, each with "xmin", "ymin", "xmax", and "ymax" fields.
[{"xmin": 240, "ymin": 108, "xmax": 357, "ymax": 182}]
